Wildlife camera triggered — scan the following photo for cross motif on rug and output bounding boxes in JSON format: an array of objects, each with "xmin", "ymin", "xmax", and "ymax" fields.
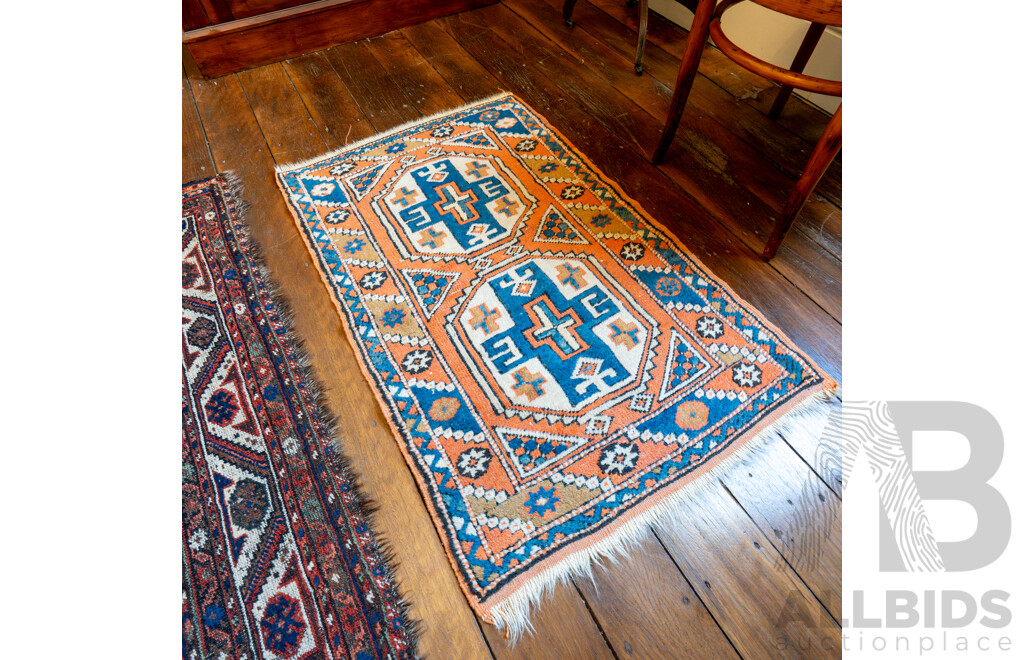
[
  {"xmin": 469, "ymin": 303, "xmax": 500, "ymax": 334},
  {"xmin": 465, "ymin": 160, "xmax": 490, "ymax": 179},
  {"xmin": 389, "ymin": 186, "xmax": 418, "ymax": 209},
  {"xmin": 417, "ymin": 226, "xmax": 445, "ymax": 249},
  {"xmin": 433, "ymin": 182, "xmax": 480, "ymax": 225},
  {"xmin": 493, "ymin": 196, "xmax": 519, "ymax": 218},
  {"xmin": 511, "ymin": 366, "xmax": 546, "ymax": 401},
  {"xmin": 556, "ymin": 263, "xmax": 587, "ymax": 290},
  {"xmin": 526, "ymin": 298, "xmax": 584, "ymax": 358},
  {"xmin": 608, "ymin": 319, "xmax": 641, "ymax": 349}
]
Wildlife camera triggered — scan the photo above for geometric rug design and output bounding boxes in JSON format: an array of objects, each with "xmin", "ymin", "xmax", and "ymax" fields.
[
  {"xmin": 275, "ymin": 93, "xmax": 838, "ymax": 634},
  {"xmin": 182, "ymin": 176, "xmax": 417, "ymax": 658}
]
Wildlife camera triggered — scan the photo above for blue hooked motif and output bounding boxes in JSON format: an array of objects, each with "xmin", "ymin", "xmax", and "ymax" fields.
[
  {"xmin": 395, "ymin": 159, "xmax": 513, "ymax": 250},
  {"xmin": 481, "ymin": 260, "xmax": 627, "ymax": 407}
]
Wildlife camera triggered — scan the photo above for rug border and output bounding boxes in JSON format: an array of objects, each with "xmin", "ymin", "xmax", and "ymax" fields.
[
  {"xmin": 184, "ymin": 173, "xmax": 422, "ymax": 653},
  {"xmin": 272, "ymin": 94, "xmax": 840, "ymax": 630}
]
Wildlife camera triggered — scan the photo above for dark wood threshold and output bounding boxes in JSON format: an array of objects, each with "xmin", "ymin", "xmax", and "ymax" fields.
[
  {"xmin": 183, "ymin": 0, "xmax": 498, "ymax": 78},
  {"xmin": 184, "ymin": 0, "xmax": 366, "ymax": 41}
]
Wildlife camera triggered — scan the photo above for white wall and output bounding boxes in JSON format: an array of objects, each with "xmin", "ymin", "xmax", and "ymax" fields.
[{"xmin": 648, "ymin": 0, "xmax": 841, "ymax": 114}]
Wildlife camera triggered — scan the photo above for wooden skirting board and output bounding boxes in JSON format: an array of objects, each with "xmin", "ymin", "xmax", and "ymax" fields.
[{"xmin": 184, "ymin": 0, "xmax": 499, "ymax": 78}]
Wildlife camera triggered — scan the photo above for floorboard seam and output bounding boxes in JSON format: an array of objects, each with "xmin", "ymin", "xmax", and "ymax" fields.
[
  {"xmin": 570, "ymin": 578, "xmax": 623, "ymax": 660},
  {"xmin": 279, "ymin": 60, "xmax": 334, "ymax": 148},
  {"xmin": 719, "ymin": 481, "xmax": 842, "ymax": 628},
  {"xmin": 651, "ymin": 527, "xmax": 745, "ymax": 658},
  {"xmin": 183, "ymin": 74, "xmax": 217, "ymax": 173}
]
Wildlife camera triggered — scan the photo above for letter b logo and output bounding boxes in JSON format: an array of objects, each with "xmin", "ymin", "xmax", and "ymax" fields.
[{"xmin": 839, "ymin": 401, "xmax": 1010, "ymax": 571}]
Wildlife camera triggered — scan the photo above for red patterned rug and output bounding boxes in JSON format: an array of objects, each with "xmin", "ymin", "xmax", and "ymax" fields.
[
  {"xmin": 275, "ymin": 93, "xmax": 839, "ymax": 637},
  {"xmin": 182, "ymin": 176, "xmax": 417, "ymax": 659}
]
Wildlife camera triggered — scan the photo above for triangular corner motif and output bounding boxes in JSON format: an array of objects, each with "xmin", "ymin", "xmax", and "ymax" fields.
[
  {"xmin": 532, "ymin": 205, "xmax": 588, "ymax": 245},
  {"xmin": 443, "ymin": 128, "xmax": 500, "ymax": 150},
  {"xmin": 493, "ymin": 427, "xmax": 588, "ymax": 479},
  {"xmin": 400, "ymin": 268, "xmax": 461, "ymax": 320},
  {"xmin": 345, "ymin": 163, "xmax": 388, "ymax": 200},
  {"xmin": 658, "ymin": 329, "xmax": 711, "ymax": 402}
]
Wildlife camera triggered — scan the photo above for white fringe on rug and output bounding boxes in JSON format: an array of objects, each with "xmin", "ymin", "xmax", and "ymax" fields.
[
  {"xmin": 274, "ymin": 92, "xmax": 514, "ymax": 174},
  {"xmin": 485, "ymin": 388, "xmax": 841, "ymax": 643}
]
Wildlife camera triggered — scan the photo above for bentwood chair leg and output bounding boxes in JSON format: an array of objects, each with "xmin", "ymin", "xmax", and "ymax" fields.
[
  {"xmin": 763, "ymin": 104, "xmax": 842, "ymax": 260},
  {"xmin": 651, "ymin": 0, "xmax": 716, "ymax": 164},
  {"xmin": 563, "ymin": 0, "xmax": 580, "ymax": 27},
  {"xmin": 768, "ymin": 22, "xmax": 827, "ymax": 119},
  {"xmin": 634, "ymin": 0, "xmax": 649, "ymax": 75}
]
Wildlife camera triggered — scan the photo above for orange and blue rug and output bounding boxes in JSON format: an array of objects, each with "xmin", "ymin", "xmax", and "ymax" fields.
[
  {"xmin": 276, "ymin": 93, "xmax": 838, "ymax": 636},
  {"xmin": 182, "ymin": 176, "xmax": 417, "ymax": 658}
]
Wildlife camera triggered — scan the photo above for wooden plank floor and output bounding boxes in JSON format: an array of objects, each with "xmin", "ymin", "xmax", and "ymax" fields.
[{"xmin": 183, "ymin": 1, "xmax": 841, "ymax": 657}]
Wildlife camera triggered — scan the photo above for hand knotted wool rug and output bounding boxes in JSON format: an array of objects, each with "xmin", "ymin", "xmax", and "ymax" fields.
[
  {"xmin": 182, "ymin": 176, "xmax": 418, "ymax": 659},
  {"xmin": 275, "ymin": 93, "xmax": 839, "ymax": 637}
]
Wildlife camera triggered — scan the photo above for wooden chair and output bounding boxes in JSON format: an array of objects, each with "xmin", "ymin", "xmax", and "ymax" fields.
[
  {"xmin": 563, "ymin": 0, "xmax": 651, "ymax": 75},
  {"xmin": 652, "ymin": 0, "xmax": 842, "ymax": 260}
]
